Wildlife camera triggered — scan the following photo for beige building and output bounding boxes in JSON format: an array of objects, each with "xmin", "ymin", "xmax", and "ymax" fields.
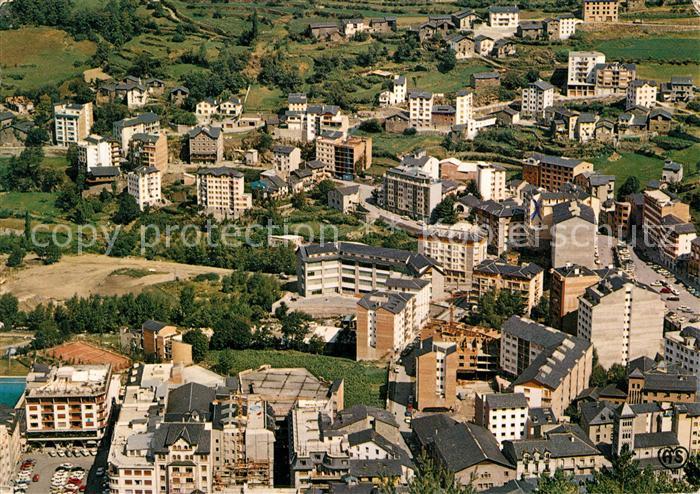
[
  {"xmin": 113, "ymin": 112, "xmax": 160, "ymax": 155},
  {"xmin": 272, "ymin": 145, "xmax": 301, "ymax": 180},
  {"xmin": 626, "ymin": 80, "xmax": 658, "ymax": 110},
  {"xmin": 188, "ymin": 126, "xmax": 224, "ymax": 164},
  {"xmin": 502, "ymin": 316, "xmax": 593, "ymax": 417},
  {"xmin": 54, "ymin": 102, "xmax": 93, "ymax": 146},
  {"xmin": 127, "ymin": 165, "xmax": 162, "ymax": 211},
  {"xmin": 24, "ymin": 364, "xmax": 120, "ymax": 444},
  {"xmin": 471, "ymin": 260, "xmax": 544, "ymax": 313},
  {"xmin": 567, "ymin": 51, "xmax": 606, "ymax": 96},
  {"xmin": 415, "ymin": 338, "xmax": 458, "ymax": 411},
  {"xmin": 196, "ymin": 167, "xmax": 253, "ymax": 218},
  {"xmin": 455, "ymin": 89, "xmax": 474, "ymax": 126},
  {"xmin": 665, "ymin": 327, "xmax": 700, "ymax": 378},
  {"xmin": 408, "ymin": 90, "xmax": 434, "ymax": 128},
  {"xmin": 522, "ymin": 80, "xmax": 555, "ymax": 120},
  {"xmin": 327, "ymin": 184, "xmax": 360, "ymax": 213},
  {"xmin": 551, "ymin": 202, "xmax": 597, "ymax": 269},
  {"xmin": 315, "ymin": 134, "xmax": 372, "ymax": 179},
  {"xmin": 141, "ymin": 320, "xmax": 192, "ymax": 365},
  {"xmin": 583, "ymin": 0, "xmax": 619, "ymax": 22},
  {"xmin": 475, "ymin": 393, "xmax": 528, "ymax": 447},
  {"xmin": 0, "ymin": 405, "xmax": 22, "ymax": 493},
  {"xmin": 356, "ymin": 290, "xmax": 425, "ymax": 361},
  {"xmin": 417, "ymin": 223, "xmax": 487, "ymax": 290},
  {"xmin": 643, "ymin": 189, "xmax": 696, "ymax": 266},
  {"xmin": 577, "ymin": 273, "xmax": 665, "ymax": 369},
  {"xmin": 476, "ymin": 162, "xmax": 507, "ymax": 201},
  {"xmin": 488, "ymin": 5, "xmax": 519, "ymax": 27},
  {"xmin": 382, "ymin": 164, "xmax": 442, "ymax": 222},
  {"xmin": 77, "ymin": 134, "xmax": 119, "ymax": 172},
  {"xmin": 129, "ymin": 132, "xmax": 168, "ymax": 171},
  {"xmin": 594, "ymin": 62, "xmax": 637, "ymax": 95}
]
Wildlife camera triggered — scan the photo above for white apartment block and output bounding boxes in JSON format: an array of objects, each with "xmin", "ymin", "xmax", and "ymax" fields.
[
  {"xmin": 77, "ymin": 135, "xmax": 117, "ymax": 172},
  {"xmin": 113, "ymin": 113, "xmax": 160, "ymax": 156},
  {"xmin": 357, "ymin": 291, "xmax": 420, "ymax": 361},
  {"xmin": 626, "ymin": 80, "xmax": 658, "ymax": 109},
  {"xmin": 127, "ymin": 166, "xmax": 162, "ymax": 211},
  {"xmin": 383, "ymin": 165, "xmax": 442, "ymax": 222},
  {"xmin": 556, "ymin": 14, "xmax": 579, "ymax": 40},
  {"xmin": 567, "ymin": 51, "xmax": 606, "ymax": 96},
  {"xmin": 500, "ymin": 317, "xmax": 556, "ymax": 377},
  {"xmin": 665, "ymin": 327, "xmax": 700, "ymax": 378},
  {"xmin": 488, "ymin": 6, "xmax": 519, "ymax": 28},
  {"xmin": 477, "ymin": 162, "xmax": 507, "ymax": 201},
  {"xmin": 455, "ymin": 89, "xmax": 474, "ymax": 126},
  {"xmin": 476, "ymin": 393, "xmax": 528, "ymax": 447},
  {"xmin": 418, "ymin": 223, "xmax": 487, "ymax": 291},
  {"xmin": 577, "ymin": 274, "xmax": 665, "ymax": 369},
  {"xmin": 196, "ymin": 167, "xmax": 253, "ymax": 218},
  {"xmin": 408, "ymin": 90, "xmax": 434, "ymax": 128},
  {"xmin": 54, "ymin": 102, "xmax": 93, "ymax": 146},
  {"xmin": 379, "ymin": 75, "xmax": 407, "ymax": 107},
  {"xmin": 219, "ymin": 97, "xmax": 243, "ymax": 117},
  {"xmin": 521, "ymin": 80, "xmax": 554, "ymax": 119},
  {"xmin": 196, "ymin": 98, "xmax": 219, "ymax": 119},
  {"xmin": 272, "ymin": 145, "xmax": 302, "ymax": 180}
]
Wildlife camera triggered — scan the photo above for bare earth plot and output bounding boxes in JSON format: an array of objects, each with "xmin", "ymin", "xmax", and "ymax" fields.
[{"xmin": 1, "ymin": 254, "xmax": 232, "ymax": 308}]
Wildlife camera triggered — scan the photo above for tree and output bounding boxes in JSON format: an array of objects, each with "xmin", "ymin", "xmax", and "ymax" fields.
[
  {"xmin": 210, "ymin": 315, "xmax": 252, "ymax": 349},
  {"xmin": 35, "ymin": 243, "xmax": 61, "ymax": 265},
  {"xmin": 685, "ymin": 455, "xmax": 700, "ymax": 488},
  {"xmin": 430, "ymin": 196, "xmax": 458, "ymax": 224},
  {"xmin": 531, "ymin": 295, "xmax": 551, "ymax": 325},
  {"xmin": 25, "ymin": 127, "xmax": 49, "ymax": 147},
  {"xmin": 381, "ymin": 454, "xmax": 475, "ymax": 494},
  {"xmin": 536, "ymin": 470, "xmax": 578, "ymax": 494},
  {"xmin": 0, "ymin": 293, "xmax": 20, "ymax": 329},
  {"xmin": 617, "ymin": 176, "xmax": 640, "ymax": 201},
  {"xmin": 275, "ymin": 303, "xmax": 312, "ymax": 349},
  {"xmin": 6, "ymin": 245, "xmax": 25, "ymax": 267},
  {"xmin": 359, "ymin": 119, "xmax": 383, "ymax": 133},
  {"xmin": 215, "ymin": 349, "xmax": 236, "ymax": 375},
  {"xmin": 471, "ymin": 289, "xmax": 524, "ymax": 329},
  {"xmin": 239, "ymin": 10, "xmax": 259, "ymax": 46},
  {"xmin": 113, "ymin": 193, "xmax": 141, "ymax": 225},
  {"xmin": 436, "ymin": 48, "xmax": 457, "ymax": 73},
  {"xmin": 312, "ymin": 179, "xmax": 337, "ymax": 201},
  {"xmin": 182, "ymin": 329, "xmax": 209, "ymax": 363}
]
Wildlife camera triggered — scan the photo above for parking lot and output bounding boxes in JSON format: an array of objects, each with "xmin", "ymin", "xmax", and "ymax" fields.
[{"xmin": 15, "ymin": 452, "xmax": 94, "ymax": 494}]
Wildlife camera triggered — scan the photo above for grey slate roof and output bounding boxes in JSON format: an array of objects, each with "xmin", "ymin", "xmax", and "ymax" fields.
[
  {"xmin": 530, "ymin": 80, "xmax": 554, "ymax": 91},
  {"xmin": 165, "ymin": 382, "xmax": 215, "ymax": 421},
  {"xmin": 331, "ymin": 404, "xmax": 399, "ymax": 430},
  {"xmin": 485, "ymin": 393, "xmax": 528, "ymax": 410},
  {"xmin": 357, "ymin": 291, "xmax": 413, "ymax": 315},
  {"xmin": 474, "ymin": 259, "xmax": 543, "ymax": 280},
  {"xmin": 634, "ymin": 431, "xmax": 679, "ymax": 449},
  {"xmin": 551, "ymin": 201, "xmax": 596, "ymax": 225},
  {"xmin": 196, "ymin": 167, "xmax": 243, "ymax": 178},
  {"xmin": 150, "ymin": 422, "xmax": 211, "ymax": 455},
  {"xmin": 489, "ymin": 5, "xmax": 519, "ymax": 13},
  {"xmin": 530, "ymin": 153, "xmax": 584, "ymax": 169},
  {"xmin": 502, "ymin": 431, "xmax": 600, "ymax": 462},
  {"xmin": 188, "ymin": 126, "xmax": 222, "ymax": 139}
]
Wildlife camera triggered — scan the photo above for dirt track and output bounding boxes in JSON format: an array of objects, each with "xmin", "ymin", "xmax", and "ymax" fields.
[{"xmin": 1, "ymin": 254, "xmax": 231, "ymax": 309}]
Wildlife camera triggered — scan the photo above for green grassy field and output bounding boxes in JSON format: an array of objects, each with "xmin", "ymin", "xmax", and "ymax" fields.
[
  {"xmin": 207, "ymin": 349, "xmax": 387, "ymax": 408},
  {"xmin": 353, "ymin": 130, "xmax": 446, "ymax": 159},
  {"xmin": 0, "ymin": 192, "xmax": 60, "ymax": 218},
  {"xmin": 0, "ymin": 359, "xmax": 29, "ymax": 377},
  {"xmin": 593, "ymin": 37, "xmax": 700, "ymax": 63},
  {"xmin": 0, "ymin": 27, "xmax": 96, "ymax": 94},
  {"xmin": 407, "ymin": 63, "xmax": 493, "ymax": 94},
  {"xmin": 591, "ymin": 152, "xmax": 666, "ymax": 190},
  {"xmin": 636, "ymin": 62, "xmax": 700, "ymax": 81}
]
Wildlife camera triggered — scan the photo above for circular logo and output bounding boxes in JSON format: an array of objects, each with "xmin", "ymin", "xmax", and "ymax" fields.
[{"xmin": 658, "ymin": 446, "xmax": 689, "ymax": 470}]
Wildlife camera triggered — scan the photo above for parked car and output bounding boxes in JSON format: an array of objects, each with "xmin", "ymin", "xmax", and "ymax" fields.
[{"xmin": 32, "ymin": 474, "xmax": 39, "ymax": 482}]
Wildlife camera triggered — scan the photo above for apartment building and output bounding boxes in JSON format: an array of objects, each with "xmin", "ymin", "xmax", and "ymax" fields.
[
  {"xmin": 643, "ymin": 189, "xmax": 696, "ymax": 266},
  {"xmin": 196, "ymin": 167, "xmax": 253, "ymax": 218},
  {"xmin": 272, "ymin": 145, "xmax": 301, "ymax": 180},
  {"xmin": 549, "ymin": 264, "xmax": 603, "ymax": 333},
  {"xmin": 577, "ymin": 273, "xmax": 665, "ymax": 369},
  {"xmin": 521, "ymin": 80, "xmax": 554, "ymax": 120},
  {"xmin": 690, "ymin": 238, "xmax": 700, "ymax": 283},
  {"xmin": 77, "ymin": 134, "xmax": 120, "ymax": 172},
  {"xmin": 328, "ymin": 184, "xmax": 360, "ymax": 213},
  {"xmin": 567, "ymin": 51, "xmax": 606, "ymax": 96},
  {"xmin": 627, "ymin": 79, "xmax": 658, "ymax": 109},
  {"xmin": 128, "ymin": 132, "xmax": 168, "ymax": 171},
  {"xmin": 665, "ymin": 327, "xmax": 700, "ymax": 378},
  {"xmin": 475, "ymin": 393, "xmax": 528, "ymax": 446},
  {"xmin": 296, "ymin": 241, "xmax": 444, "ymax": 301},
  {"xmin": 466, "ymin": 198, "xmax": 527, "ymax": 254},
  {"xmin": 583, "ymin": 0, "xmax": 619, "ymax": 22},
  {"xmin": 113, "ymin": 112, "xmax": 160, "ymax": 155},
  {"xmin": 594, "ymin": 62, "xmax": 637, "ymax": 95},
  {"xmin": 379, "ymin": 75, "xmax": 407, "ymax": 106},
  {"xmin": 417, "ymin": 223, "xmax": 487, "ymax": 290},
  {"xmin": 502, "ymin": 316, "xmax": 593, "ymax": 417},
  {"xmin": 471, "ymin": 260, "xmax": 544, "ymax": 313},
  {"xmin": 54, "ymin": 102, "xmax": 93, "ymax": 146},
  {"xmin": 195, "ymin": 97, "xmax": 219, "ymax": 119},
  {"xmin": 0, "ymin": 405, "xmax": 21, "ymax": 493},
  {"xmin": 356, "ymin": 290, "xmax": 424, "ymax": 361},
  {"xmin": 455, "ymin": 89, "xmax": 474, "ymax": 126},
  {"xmin": 140, "ymin": 320, "xmax": 193, "ymax": 364},
  {"xmin": 662, "ymin": 160, "xmax": 684, "ymax": 184},
  {"xmin": 476, "ymin": 163, "xmax": 507, "ymax": 201},
  {"xmin": 503, "ymin": 427, "xmax": 607, "ymax": 479},
  {"xmin": 127, "ymin": 166, "xmax": 162, "ymax": 211},
  {"xmin": 188, "ymin": 126, "xmax": 224, "ymax": 164},
  {"xmin": 421, "ymin": 320, "xmax": 501, "ymax": 376},
  {"xmin": 278, "ymin": 103, "xmax": 351, "ymax": 143},
  {"xmin": 627, "ymin": 359, "xmax": 697, "ymax": 405},
  {"xmin": 24, "ymin": 364, "xmax": 120, "ymax": 444},
  {"xmin": 219, "ymin": 97, "xmax": 242, "ymax": 117},
  {"xmin": 408, "ymin": 90, "xmax": 434, "ymax": 128},
  {"xmin": 447, "ymin": 34, "xmax": 475, "ymax": 60},
  {"xmin": 523, "ymin": 153, "xmax": 594, "ymax": 191},
  {"xmin": 488, "ymin": 6, "xmax": 519, "ymax": 28},
  {"xmin": 415, "ymin": 338, "xmax": 458, "ymax": 411},
  {"xmin": 551, "ymin": 202, "xmax": 597, "ymax": 269},
  {"xmin": 315, "ymin": 134, "xmax": 372, "ymax": 180},
  {"xmin": 543, "ymin": 13, "xmax": 579, "ymax": 40},
  {"xmin": 382, "ymin": 164, "xmax": 442, "ymax": 222}
]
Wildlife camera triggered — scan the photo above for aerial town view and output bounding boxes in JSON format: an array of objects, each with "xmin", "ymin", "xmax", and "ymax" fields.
[{"xmin": 0, "ymin": 0, "xmax": 699, "ymax": 492}]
